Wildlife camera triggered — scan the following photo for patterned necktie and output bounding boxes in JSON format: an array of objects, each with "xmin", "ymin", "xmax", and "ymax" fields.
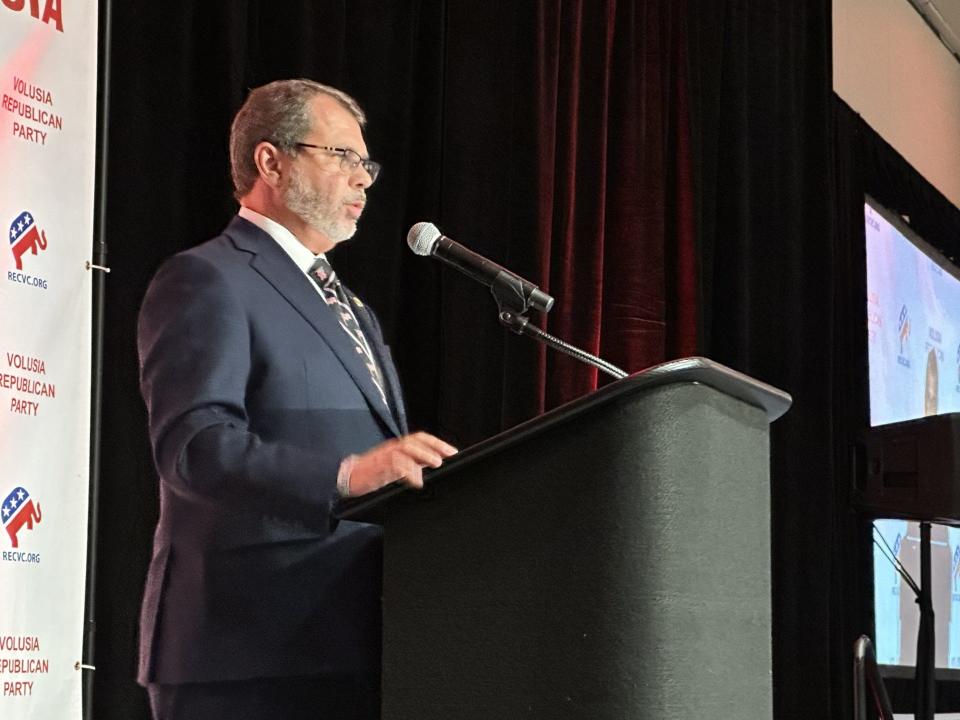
[{"xmin": 308, "ymin": 256, "xmax": 388, "ymax": 407}]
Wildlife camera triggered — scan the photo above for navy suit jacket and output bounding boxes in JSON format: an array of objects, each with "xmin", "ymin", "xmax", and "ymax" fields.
[{"xmin": 137, "ymin": 216, "xmax": 406, "ymax": 685}]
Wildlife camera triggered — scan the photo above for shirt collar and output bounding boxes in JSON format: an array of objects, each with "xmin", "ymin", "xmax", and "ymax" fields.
[{"xmin": 238, "ymin": 206, "xmax": 325, "ymax": 274}]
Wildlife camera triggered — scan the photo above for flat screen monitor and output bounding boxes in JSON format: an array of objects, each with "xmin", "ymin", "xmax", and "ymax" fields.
[
  {"xmin": 873, "ymin": 519, "xmax": 960, "ymax": 671},
  {"xmin": 865, "ymin": 198, "xmax": 960, "ymax": 427},
  {"xmin": 867, "ymin": 197, "xmax": 960, "ymax": 675}
]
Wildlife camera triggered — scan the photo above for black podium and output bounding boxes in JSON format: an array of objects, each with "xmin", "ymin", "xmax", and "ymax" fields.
[{"xmin": 340, "ymin": 357, "xmax": 791, "ymax": 719}]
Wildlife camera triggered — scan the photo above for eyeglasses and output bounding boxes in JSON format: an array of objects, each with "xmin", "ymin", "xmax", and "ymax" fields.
[{"xmin": 294, "ymin": 143, "xmax": 381, "ymax": 184}]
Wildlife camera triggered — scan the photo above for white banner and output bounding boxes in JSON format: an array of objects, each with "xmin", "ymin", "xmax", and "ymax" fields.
[{"xmin": 0, "ymin": 2, "xmax": 97, "ymax": 718}]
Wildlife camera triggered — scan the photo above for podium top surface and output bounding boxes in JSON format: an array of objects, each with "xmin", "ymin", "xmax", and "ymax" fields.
[{"xmin": 337, "ymin": 356, "xmax": 791, "ymax": 520}]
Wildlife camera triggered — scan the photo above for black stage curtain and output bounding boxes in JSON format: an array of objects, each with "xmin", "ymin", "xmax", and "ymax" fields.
[
  {"xmin": 687, "ymin": 2, "xmax": 849, "ymax": 719},
  {"xmin": 833, "ymin": 97, "xmax": 960, "ymax": 715},
  {"xmin": 96, "ymin": 2, "xmax": 691, "ymax": 718},
  {"xmin": 687, "ymin": 0, "xmax": 960, "ymax": 714}
]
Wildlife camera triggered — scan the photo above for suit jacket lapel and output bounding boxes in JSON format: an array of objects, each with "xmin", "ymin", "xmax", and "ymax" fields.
[{"xmin": 225, "ymin": 217, "xmax": 402, "ymax": 437}]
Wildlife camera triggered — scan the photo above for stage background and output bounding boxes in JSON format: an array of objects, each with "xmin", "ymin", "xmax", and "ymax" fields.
[
  {"xmin": 96, "ymin": 3, "xmax": 692, "ymax": 716},
  {"xmin": 91, "ymin": 1, "xmax": 960, "ymax": 719}
]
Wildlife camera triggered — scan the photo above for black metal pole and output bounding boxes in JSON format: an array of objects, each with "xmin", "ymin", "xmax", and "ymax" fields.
[
  {"xmin": 915, "ymin": 521, "xmax": 935, "ymax": 720},
  {"xmin": 83, "ymin": 0, "xmax": 112, "ymax": 715}
]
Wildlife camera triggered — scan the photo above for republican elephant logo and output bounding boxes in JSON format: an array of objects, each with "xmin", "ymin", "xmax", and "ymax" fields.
[
  {"xmin": 9, "ymin": 211, "xmax": 48, "ymax": 271},
  {"xmin": 2, "ymin": 486, "xmax": 42, "ymax": 548}
]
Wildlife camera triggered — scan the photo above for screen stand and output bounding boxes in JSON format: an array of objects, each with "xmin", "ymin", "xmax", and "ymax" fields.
[{"xmin": 916, "ymin": 521, "xmax": 935, "ymax": 720}]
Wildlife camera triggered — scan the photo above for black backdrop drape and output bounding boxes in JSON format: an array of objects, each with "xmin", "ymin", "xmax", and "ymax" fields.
[
  {"xmin": 832, "ymin": 96, "xmax": 960, "ymax": 715},
  {"xmin": 687, "ymin": 2, "xmax": 852, "ymax": 719},
  {"xmin": 689, "ymin": 3, "xmax": 960, "ymax": 717},
  {"xmin": 96, "ymin": 2, "xmax": 690, "ymax": 717}
]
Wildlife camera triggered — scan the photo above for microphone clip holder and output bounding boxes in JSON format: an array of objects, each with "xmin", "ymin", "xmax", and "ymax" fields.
[{"xmin": 489, "ymin": 271, "xmax": 552, "ymax": 315}]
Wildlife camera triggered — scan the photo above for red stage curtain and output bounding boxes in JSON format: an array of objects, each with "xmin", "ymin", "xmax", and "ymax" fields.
[{"xmin": 525, "ymin": 0, "xmax": 697, "ymax": 415}]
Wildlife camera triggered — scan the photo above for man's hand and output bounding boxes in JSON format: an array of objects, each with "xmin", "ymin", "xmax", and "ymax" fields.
[{"xmin": 344, "ymin": 432, "xmax": 458, "ymax": 497}]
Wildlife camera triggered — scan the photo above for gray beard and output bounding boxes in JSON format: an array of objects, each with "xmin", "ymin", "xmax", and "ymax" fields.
[{"xmin": 284, "ymin": 169, "xmax": 357, "ymax": 243}]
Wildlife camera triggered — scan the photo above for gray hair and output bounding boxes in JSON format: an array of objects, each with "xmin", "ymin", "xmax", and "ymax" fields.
[{"xmin": 229, "ymin": 79, "xmax": 366, "ymax": 200}]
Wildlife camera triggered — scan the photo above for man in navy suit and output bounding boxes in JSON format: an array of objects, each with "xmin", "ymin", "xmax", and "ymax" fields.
[{"xmin": 137, "ymin": 79, "xmax": 456, "ymax": 720}]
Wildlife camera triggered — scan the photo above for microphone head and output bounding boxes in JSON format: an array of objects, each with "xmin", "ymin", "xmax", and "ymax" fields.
[{"xmin": 407, "ymin": 222, "xmax": 441, "ymax": 256}]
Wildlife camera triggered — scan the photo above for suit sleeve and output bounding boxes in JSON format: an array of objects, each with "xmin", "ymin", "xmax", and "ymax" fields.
[{"xmin": 138, "ymin": 252, "xmax": 340, "ymax": 530}]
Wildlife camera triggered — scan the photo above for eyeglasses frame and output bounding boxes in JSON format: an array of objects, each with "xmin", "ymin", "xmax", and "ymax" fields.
[{"xmin": 292, "ymin": 142, "xmax": 381, "ymax": 184}]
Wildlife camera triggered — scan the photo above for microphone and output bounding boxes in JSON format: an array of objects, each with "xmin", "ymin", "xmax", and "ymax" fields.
[{"xmin": 407, "ymin": 222, "xmax": 554, "ymax": 314}]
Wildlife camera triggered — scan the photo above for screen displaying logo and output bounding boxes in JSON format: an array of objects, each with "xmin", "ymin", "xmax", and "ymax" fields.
[
  {"xmin": 898, "ymin": 304, "xmax": 911, "ymax": 355},
  {"xmin": 9, "ymin": 211, "xmax": 48, "ymax": 271},
  {"xmin": 2, "ymin": 486, "xmax": 41, "ymax": 548},
  {"xmin": 953, "ymin": 544, "xmax": 960, "ymax": 591}
]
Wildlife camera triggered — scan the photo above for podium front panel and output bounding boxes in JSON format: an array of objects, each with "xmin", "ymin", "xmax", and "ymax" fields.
[{"xmin": 379, "ymin": 381, "xmax": 773, "ymax": 719}]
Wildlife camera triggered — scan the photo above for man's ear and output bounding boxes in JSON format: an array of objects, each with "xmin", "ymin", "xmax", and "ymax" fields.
[{"xmin": 252, "ymin": 141, "xmax": 286, "ymax": 188}]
